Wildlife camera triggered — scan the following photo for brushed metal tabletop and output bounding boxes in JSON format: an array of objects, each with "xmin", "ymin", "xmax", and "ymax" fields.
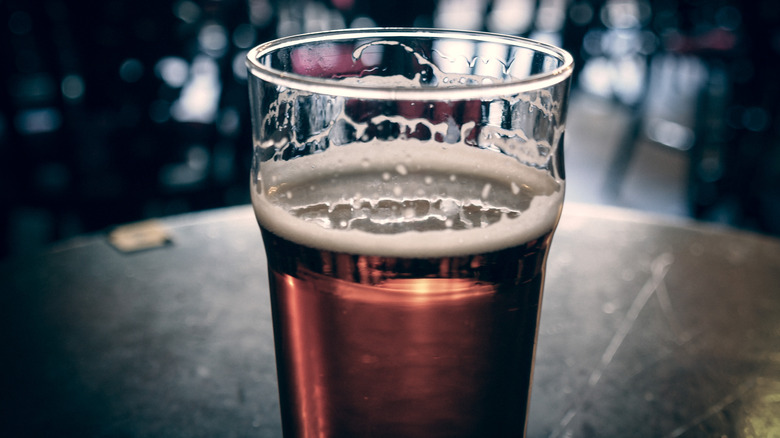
[{"xmin": 2, "ymin": 203, "xmax": 779, "ymax": 437}]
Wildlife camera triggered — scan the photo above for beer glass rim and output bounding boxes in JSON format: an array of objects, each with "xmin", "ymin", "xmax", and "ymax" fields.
[{"xmin": 246, "ymin": 27, "xmax": 574, "ymax": 101}]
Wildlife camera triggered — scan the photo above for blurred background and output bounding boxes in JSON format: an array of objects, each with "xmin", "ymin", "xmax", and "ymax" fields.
[{"xmin": 2, "ymin": 0, "xmax": 779, "ymax": 259}]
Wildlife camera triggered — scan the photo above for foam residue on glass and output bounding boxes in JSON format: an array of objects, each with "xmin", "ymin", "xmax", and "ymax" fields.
[
  {"xmin": 250, "ymin": 37, "xmax": 566, "ymax": 257},
  {"xmin": 254, "ymin": 38, "xmax": 566, "ymax": 168}
]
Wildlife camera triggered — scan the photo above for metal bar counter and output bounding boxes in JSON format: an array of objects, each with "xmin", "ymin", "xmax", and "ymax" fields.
[{"xmin": 2, "ymin": 203, "xmax": 779, "ymax": 437}]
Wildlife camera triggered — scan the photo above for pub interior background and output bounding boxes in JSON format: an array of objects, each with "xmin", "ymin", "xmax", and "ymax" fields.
[{"xmin": 2, "ymin": 0, "xmax": 779, "ymax": 259}]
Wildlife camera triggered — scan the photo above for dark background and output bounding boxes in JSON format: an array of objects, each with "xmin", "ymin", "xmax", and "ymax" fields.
[{"xmin": 2, "ymin": 0, "xmax": 779, "ymax": 259}]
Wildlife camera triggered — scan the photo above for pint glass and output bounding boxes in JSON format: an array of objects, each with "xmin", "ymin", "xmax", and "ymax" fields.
[{"xmin": 246, "ymin": 28, "xmax": 573, "ymax": 438}]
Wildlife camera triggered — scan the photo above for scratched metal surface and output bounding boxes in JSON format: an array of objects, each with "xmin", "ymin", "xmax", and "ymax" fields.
[{"xmin": 2, "ymin": 204, "xmax": 779, "ymax": 437}]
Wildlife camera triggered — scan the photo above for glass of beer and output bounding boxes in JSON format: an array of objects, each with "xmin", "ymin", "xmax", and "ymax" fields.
[{"xmin": 246, "ymin": 28, "xmax": 573, "ymax": 438}]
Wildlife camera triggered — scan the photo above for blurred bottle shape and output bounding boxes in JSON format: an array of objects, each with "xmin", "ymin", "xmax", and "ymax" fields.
[{"xmin": 1, "ymin": 0, "xmax": 275, "ymax": 257}]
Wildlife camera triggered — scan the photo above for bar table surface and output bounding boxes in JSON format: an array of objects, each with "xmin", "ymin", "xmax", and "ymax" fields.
[{"xmin": 2, "ymin": 203, "xmax": 779, "ymax": 437}]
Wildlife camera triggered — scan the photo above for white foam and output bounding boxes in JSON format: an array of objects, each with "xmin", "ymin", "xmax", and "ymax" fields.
[{"xmin": 252, "ymin": 141, "xmax": 564, "ymax": 258}]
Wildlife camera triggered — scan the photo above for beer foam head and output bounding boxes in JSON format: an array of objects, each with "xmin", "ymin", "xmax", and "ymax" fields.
[{"xmin": 252, "ymin": 140, "xmax": 564, "ymax": 258}]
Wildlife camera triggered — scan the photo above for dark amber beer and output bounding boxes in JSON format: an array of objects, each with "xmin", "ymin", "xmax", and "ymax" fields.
[
  {"xmin": 247, "ymin": 29, "xmax": 573, "ymax": 438},
  {"xmin": 263, "ymin": 232, "xmax": 551, "ymax": 438}
]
